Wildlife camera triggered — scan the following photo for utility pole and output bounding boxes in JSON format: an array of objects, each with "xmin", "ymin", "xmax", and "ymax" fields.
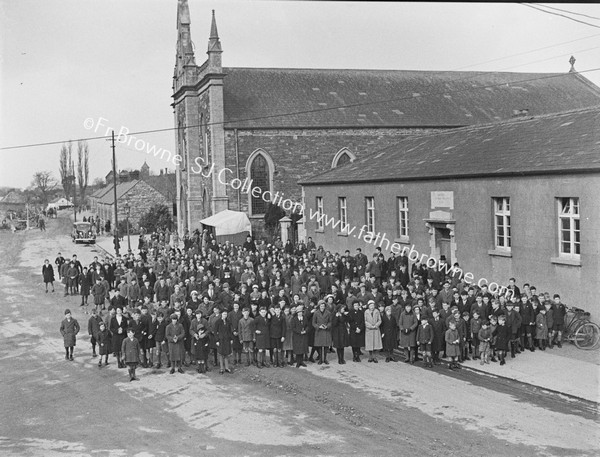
[{"xmin": 111, "ymin": 130, "xmax": 120, "ymax": 257}]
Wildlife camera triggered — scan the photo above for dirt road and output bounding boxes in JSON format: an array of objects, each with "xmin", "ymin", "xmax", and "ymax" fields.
[{"xmin": 0, "ymin": 216, "xmax": 598, "ymax": 456}]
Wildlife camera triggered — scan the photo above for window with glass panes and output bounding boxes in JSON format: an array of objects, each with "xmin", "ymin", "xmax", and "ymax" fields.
[
  {"xmin": 558, "ymin": 197, "xmax": 580, "ymax": 256},
  {"xmin": 250, "ymin": 154, "xmax": 270, "ymax": 215},
  {"xmin": 338, "ymin": 197, "xmax": 348, "ymax": 233},
  {"xmin": 316, "ymin": 197, "xmax": 324, "ymax": 230},
  {"xmin": 397, "ymin": 197, "xmax": 409, "ymax": 238},
  {"xmin": 365, "ymin": 197, "xmax": 375, "ymax": 233},
  {"xmin": 493, "ymin": 197, "xmax": 511, "ymax": 249}
]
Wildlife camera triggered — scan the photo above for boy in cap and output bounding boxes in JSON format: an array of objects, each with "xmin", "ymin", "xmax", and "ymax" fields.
[
  {"xmin": 60, "ymin": 309, "xmax": 80, "ymax": 361},
  {"xmin": 121, "ymin": 328, "xmax": 141, "ymax": 381},
  {"xmin": 416, "ymin": 316, "xmax": 433, "ymax": 368},
  {"xmin": 87, "ymin": 308, "xmax": 102, "ymax": 358},
  {"xmin": 444, "ymin": 320, "xmax": 460, "ymax": 370},
  {"xmin": 477, "ymin": 321, "xmax": 492, "ymax": 365},
  {"xmin": 165, "ymin": 313, "xmax": 185, "ymax": 374},
  {"xmin": 494, "ymin": 314, "xmax": 510, "ymax": 365}
]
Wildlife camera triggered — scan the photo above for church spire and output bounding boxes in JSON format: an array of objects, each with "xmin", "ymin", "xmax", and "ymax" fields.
[
  {"xmin": 206, "ymin": 10, "xmax": 223, "ymax": 72},
  {"xmin": 208, "ymin": 10, "xmax": 222, "ymax": 53},
  {"xmin": 174, "ymin": 0, "xmax": 196, "ymax": 90}
]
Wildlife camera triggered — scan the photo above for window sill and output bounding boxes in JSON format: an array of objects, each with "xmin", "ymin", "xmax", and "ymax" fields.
[
  {"xmin": 488, "ymin": 249, "xmax": 512, "ymax": 258},
  {"xmin": 315, "ymin": 229, "xmax": 324, "ymax": 234},
  {"xmin": 337, "ymin": 232, "xmax": 349, "ymax": 237},
  {"xmin": 551, "ymin": 256, "xmax": 581, "ymax": 267},
  {"xmin": 394, "ymin": 237, "xmax": 410, "ymax": 245}
]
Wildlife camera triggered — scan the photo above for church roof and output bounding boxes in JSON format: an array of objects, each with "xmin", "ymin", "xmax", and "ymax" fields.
[
  {"xmin": 300, "ymin": 106, "xmax": 600, "ymax": 185},
  {"xmin": 221, "ymin": 67, "xmax": 600, "ymax": 129},
  {"xmin": 97, "ymin": 181, "xmax": 140, "ymax": 205}
]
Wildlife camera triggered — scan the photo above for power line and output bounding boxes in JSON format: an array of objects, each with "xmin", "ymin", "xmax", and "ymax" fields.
[
  {"xmin": 451, "ymin": 32, "xmax": 600, "ymax": 71},
  {"xmin": 531, "ymin": 3, "xmax": 600, "ymax": 21},
  {"xmin": 495, "ymin": 46, "xmax": 600, "ymax": 72},
  {"xmin": 521, "ymin": 3, "xmax": 600, "ymax": 30},
  {"xmin": 1, "ymin": 66, "xmax": 600, "ymax": 152}
]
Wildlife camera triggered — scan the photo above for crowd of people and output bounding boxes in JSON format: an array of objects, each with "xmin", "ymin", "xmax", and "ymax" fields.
[{"xmin": 50, "ymin": 229, "xmax": 570, "ymax": 382}]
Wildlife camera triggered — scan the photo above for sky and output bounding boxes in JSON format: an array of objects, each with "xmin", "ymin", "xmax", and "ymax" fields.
[{"xmin": 1, "ymin": 1, "xmax": 600, "ymax": 190}]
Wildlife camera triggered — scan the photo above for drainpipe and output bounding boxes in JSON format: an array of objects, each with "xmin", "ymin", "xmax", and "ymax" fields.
[{"xmin": 234, "ymin": 128, "xmax": 241, "ymax": 211}]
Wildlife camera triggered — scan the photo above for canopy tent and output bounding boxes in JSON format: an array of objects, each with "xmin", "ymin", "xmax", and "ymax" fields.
[{"xmin": 200, "ymin": 210, "xmax": 252, "ymax": 245}]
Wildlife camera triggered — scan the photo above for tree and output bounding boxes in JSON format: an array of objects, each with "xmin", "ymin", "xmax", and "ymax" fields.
[
  {"xmin": 31, "ymin": 171, "xmax": 57, "ymax": 207},
  {"xmin": 138, "ymin": 204, "xmax": 173, "ymax": 233},
  {"xmin": 59, "ymin": 142, "xmax": 75, "ymax": 200},
  {"xmin": 264, "ymin": 202, "xmax": 286, "ymax": 240},
  {"xmin": 77, "ymin": 140, "xmax": 89, "ymax": 210}
]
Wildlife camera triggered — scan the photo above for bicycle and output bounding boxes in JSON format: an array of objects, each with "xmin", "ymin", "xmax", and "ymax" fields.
[{"xmin": 563, "ymin": 306, "xmax": 600, "ymax": 350}]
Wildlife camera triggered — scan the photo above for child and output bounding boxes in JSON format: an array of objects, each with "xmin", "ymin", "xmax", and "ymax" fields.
[
  {"xmin": 97, "ymin": 321, "xmax": 111, "ymax": 367},
  {"xmin": 87, "ymin": 308, "xmax": 102, "ymax": 358},
  {"xmin": 60, "ymin": 309, "xmax": 80, "ymax": 361},
  {"xmin": 489, "ymin": 315, "xmax": 498, "ymax": 362},
  {"xmin": 154, "ymin": 312, "xmax": 169, "ymax": 369},
  {"xmin": 146, "ymin": 309, "xmax": 158, "ymax": 367},
  {"xmin": 536, "ymin": 306, "xmax": 549, "ymax": 351},
  {"xmin": 430, "ymin": 309, "xmax": 445, "ymax": 364},
  {"xmin": 166, "ymin": 313, "xmax": 185, "ymax": 374},
  {"xmin": 238, "ymin": 307, "xmax": 256, "ymax": 367},
  {"xmin": 416, "ymin": 317, "xmax": 433, "ymax": 368},
  {"xmin": 121, "ymin": 328, "xmax": 141, "ymax": 381},
  {"xmin": 91, "ymin": 278, "xmax": 105, "ymax": 314},
  {"xmin": 470, "ymin": 310, "xmax": 482, "ymax": 360},
  {"xmin": 445, "ymin": 320, "xmax": 461, "ymax": 370},
  {"xmin": 194, "ymin": 323, "xmax": 210, "ymax": 374},
  {"xmin": 460, "ymin": 312, "xmax": 470, "ymax": 361},
  {"xmin": 494, "ymin": 314, "xmax": 510, "ymax": 365},
  {"xmin": 544, "ymin": 302, "xmax": 555, "ymax": 349},
  {"xmin": 477, "ymin": 321, "xmax": 492, "ymax": 365},
  {"xmin": 79, "ymin": 267, "xmax": 92, "ymax": 313}
]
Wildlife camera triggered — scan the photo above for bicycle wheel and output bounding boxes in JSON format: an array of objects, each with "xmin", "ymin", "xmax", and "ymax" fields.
[{"xmin": 573, "ymin": 322, "xmax": 600, "ymax": 350}]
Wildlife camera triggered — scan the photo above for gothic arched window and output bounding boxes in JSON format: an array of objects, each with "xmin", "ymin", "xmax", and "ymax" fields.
[
  {"xmin": 331, "ymin": 148, "xmax": 356, "ymax": 168},
  {"xmin": 246, "ymin": 150, "xmax": 274, "ymax": 216}
]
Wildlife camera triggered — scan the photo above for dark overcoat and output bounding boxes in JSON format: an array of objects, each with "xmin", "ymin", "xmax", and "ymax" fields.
[
  {"xmin": 380, "ymin": 313, "xmax": 398, "ymax": 351},
  {"xmin": 331, "ymin": 312, "xmax": 349, "ymax": 349},
  {"xmin": 97, "ymin": 328, "xmax": 111, "ymax": 356},
  {"xmin": 312, "ymin": 309, "xmax": 332, "ymax": 347},
  {"xmin": 398, "ymin": 311, "xmax": 418, "ymax": 348},
  {"xmin": 254, "ymin": 315, "xmax": 271, "ymax": 349},
  {"xmin": 165, "ymin": 322, "xmax": 185, "ymax": 362},
  {"xmin": 431, "ymin": 317, "xmax": 446, "ymax": 352},
  {"xmin": 121, "ymin": 337, "xmax": 140, "ymax": 363},
  {"xmin": 291, "ymin": 314, "xmax": 309, "ymax": 355},
  {"xmin": 214, "ymin": 317, "xmax": 234, "ymax": 356},
  {"xmin": 42, "ymin": 264, "xmax": 55, "ymax": 283},
  {"xmin": 347, "ymin": 308, "xmax": 365, "ymax": 348},
  {"xmin": 60, "ymin": 317, "xmax": 80, "ymax": 347},
  {"xmin": 494, "ymin": 324, "xmax": 511, "ymax": 351},
  {"xmin": 110, "ymin": 315, "xmax": 128, "ymax": 353}
]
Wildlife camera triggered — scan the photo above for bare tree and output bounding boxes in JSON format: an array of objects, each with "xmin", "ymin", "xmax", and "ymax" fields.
[
  {"xmin": 77, "ymin": 140, "xmax": 89, "ymax": 210},
  {"xmin": 59, "ymin": 142, "xmax": 74, "ymax": 199},
  {"xmin": 31, "ymin": 171, "xmax": 57, "ymax": 207}
]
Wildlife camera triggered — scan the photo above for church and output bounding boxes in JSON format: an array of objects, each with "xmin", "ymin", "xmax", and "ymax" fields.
[{"xmin": 172, "ymin": 0, "xmax": 600, "ymax": 239}]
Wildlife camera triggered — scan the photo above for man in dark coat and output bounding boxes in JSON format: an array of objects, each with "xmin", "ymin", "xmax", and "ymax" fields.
[
  {"xmin": 214, "ymin": 310, "xmax": 234, "ymax": 374},
  {"xmin": 269, "ymin": 306, "xmax": 287, "ymax": 367},
  {"xmin": 430, "ymin": 309, "xmax": 446, "ymax": 363},
  {"xmin": 42, "ymin": 259, "xmax": 55, "ymax": 293},
  {"xmin": 331, "ymin": 304, "xmax": 349, "ymax": 364},
  {"xmin": 493, "ymin": 314, "xmax": 511, "ymax": 365}
]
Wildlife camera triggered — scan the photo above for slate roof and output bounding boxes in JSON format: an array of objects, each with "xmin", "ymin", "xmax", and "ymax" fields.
[
  {"xmin": 144, "ymin": 174, "xmax": 176, "ymax": 201},
  {"xmin": 221, "ymin": 68, "xmax": 600, "ymax": 129},
  {"xmin": 300, "ymin": 106, "xmax": 600, "ymax": 185},
  {"xmin": 97, "ymin": 181, "xmax": 140, "ymax": 205},
  {"xmin": 90, "ymin": 185, "xmax": 112, "ymax": 199}
]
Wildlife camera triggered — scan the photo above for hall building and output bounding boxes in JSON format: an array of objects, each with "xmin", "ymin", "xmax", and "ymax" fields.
[
  {"xmin": 172, "ymin": 0, "xmax": 600, "ymax": 238},
  {"xmin": 300, "ymin": 107, "xmax": 600, "ymax": 315}
]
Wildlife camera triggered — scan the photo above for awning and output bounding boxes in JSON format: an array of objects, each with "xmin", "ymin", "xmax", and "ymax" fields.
[{"xmin": 200, "ymin": 209, "xmax": 252, "ymax": 236}]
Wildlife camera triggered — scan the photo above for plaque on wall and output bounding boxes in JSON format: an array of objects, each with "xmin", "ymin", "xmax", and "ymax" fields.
[{"xmin": 431, "ymin": 191, "xmax": 454, "ymax": 209}]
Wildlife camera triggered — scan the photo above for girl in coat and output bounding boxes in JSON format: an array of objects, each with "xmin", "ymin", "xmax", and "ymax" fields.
[
  {"xmin": 97, "ymin": 321, "xmax": 111, "ymax": 367},
  {"xmin": 312, "ymin": 301, "xmax": 332, "ymax": 365},
  {"xmin": 331, "ymin": 304, "xmax": 349, "ymax": 364},
  {"xmin": 348, "ymin": 301, "xmax": 366, "ymax": 362},
  {"xmin": 445, "ymin": 320, "xmax": 461, "ymax": 370},
  {"xmin": 291, "ymin": 308, "xmax": 309, "ymax": 368},
  {"xmin": 166, "ymin": 313, "xmax": 185, "ymax": 374},
  {"xmin": 60, "ymin": 309, "xmax": 80, "ymax": 361},
  {"xmin": 42, "ymin": 259, "xmax": 55, "ymax": 293},
  {"xmin": 380, "ymin": 306, "xmax": 398, "ymax": 362},
  {"xmin": 364, "ymin": 300, "xmax": 382, "ymax": 363},
  {"xmin": 399, "ymin": 303, "xmax": 419, "ymax": 364},
  {"xmin": 536, "ymin": 307, "xmax": 549, "ymax": 350}
]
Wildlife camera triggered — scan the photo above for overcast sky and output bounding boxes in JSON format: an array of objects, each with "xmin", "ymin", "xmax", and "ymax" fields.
[{"xmin": 1, "ymin": 1, "xmax": 599, "ymax": 190}]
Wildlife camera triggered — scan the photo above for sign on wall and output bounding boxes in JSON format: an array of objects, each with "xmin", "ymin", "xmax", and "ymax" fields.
[{"xmin": 431, "ymin": 191, "xmax": 454, "ymax": 209}]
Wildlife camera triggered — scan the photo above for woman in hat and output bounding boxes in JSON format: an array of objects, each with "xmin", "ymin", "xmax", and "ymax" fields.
[
  {"xmin": 331, "ymin": 304, "xmax": 349, "ymax": 364},
  {"xmin": 348, "ymin": 300, "xmax": 366, "ymax": 362},
  {"xmin": 59, "ymin": 309, "xmax": 80, "ymax": 361},
  {"xmin": 399, "ymin": 302, "xmax": 418, "ymax": 364},
  {"xmin": 312, "ymin": 300, "xmax": 332, "ymax": 365},
  {"xmin": 166, "ymin": 313, "xmax": 185, "ymax": 374},
  {"xmin": 364, "ymin": 300, "xmax": 382, "ymax": 362},
  {"xmin": 42, "ymin": 259, "xmax": 55, "ymax": 293}
]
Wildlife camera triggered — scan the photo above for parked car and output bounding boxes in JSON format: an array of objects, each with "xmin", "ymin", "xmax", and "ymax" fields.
[{"xmin": 72, "ymin": 222, "xmax": 96, "ymax": 244}]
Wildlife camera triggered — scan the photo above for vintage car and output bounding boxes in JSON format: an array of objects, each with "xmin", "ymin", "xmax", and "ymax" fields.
[{"xmin": 72, "ymin": 221, "xmax": 96, "ymax": 244}]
